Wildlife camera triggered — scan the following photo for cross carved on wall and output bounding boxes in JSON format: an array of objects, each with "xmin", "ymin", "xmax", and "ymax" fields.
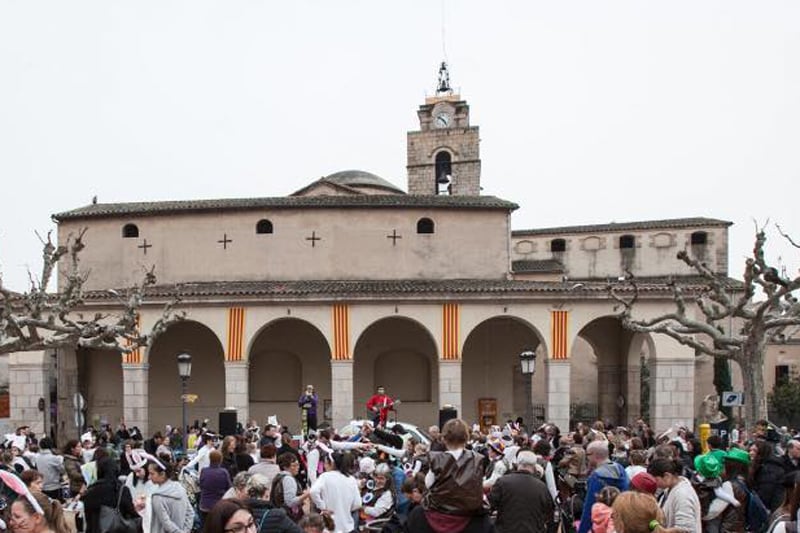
[
  {"xmin": 218, "ymin": 234, "xmax": 233, "ymax": 250},
  {"xmin": 306, "ymin": 231, "xmax": 321, "ymax": 247},
  {"xmin": 137, "ymin": 239, "xmax": 152, "ymax": 255},
  {"xmin": 387, "ymin": 229, "xmax": 402, "ymax": 246}
]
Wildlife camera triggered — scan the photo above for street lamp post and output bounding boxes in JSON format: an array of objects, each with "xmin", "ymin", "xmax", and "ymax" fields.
[
  {"xmin": 519, "ymin": 348, "xmax": 538, "ymax": 433},
  {"xmin": 177, "ymin": 352, "xmax": 192, "ymax": 453}
]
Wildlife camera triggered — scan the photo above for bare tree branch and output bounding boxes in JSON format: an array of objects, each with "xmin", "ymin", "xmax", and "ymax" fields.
[
  {"xmin": 0, "ymin": 229, "xmax": 183, "ymax": 356},
  {"xmin": 608, "ymin": 227, "xmax": 800, "ymax": 428},
  {"xmin": 777, "ymin": 224, "xmax": 800, "ymax": 249}
]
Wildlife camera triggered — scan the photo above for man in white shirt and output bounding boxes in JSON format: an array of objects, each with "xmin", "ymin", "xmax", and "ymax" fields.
[{"xmin": 310, "ymin": 452, "xmax": 362, "ymax": 533}]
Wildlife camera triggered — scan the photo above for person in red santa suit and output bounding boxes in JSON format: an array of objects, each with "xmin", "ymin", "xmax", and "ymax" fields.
[{"xmin": 366, "ymin": 386, "xmax": 394, "ymax": 427}]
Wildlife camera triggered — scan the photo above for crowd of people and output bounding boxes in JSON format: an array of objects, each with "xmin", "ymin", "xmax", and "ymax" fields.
[{"xmin": 1, "ymin": 409, "xmax": 800, "ymax": 533}]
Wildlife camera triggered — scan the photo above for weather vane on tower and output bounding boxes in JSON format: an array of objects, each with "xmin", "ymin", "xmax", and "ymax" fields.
[{"xmin": 437, "ymin": 61, "xmax": 452, "ymax": 94}]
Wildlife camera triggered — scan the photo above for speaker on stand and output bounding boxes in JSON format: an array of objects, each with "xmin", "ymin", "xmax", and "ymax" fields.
[{"xmin": 219, "ymin": 410, "xmax": 237, "ymax": 437}]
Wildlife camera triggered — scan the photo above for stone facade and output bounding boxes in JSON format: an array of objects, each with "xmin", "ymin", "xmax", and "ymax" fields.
[
  {"xmin": 6, "ymin": 84, "xmax": 743, "ymax": 442},
  {"xmin": 8, "ymin": 351, "xmax": 52, "ymax": 437}
]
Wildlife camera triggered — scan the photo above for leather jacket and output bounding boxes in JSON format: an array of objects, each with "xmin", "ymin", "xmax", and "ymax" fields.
[{"xmin": 423, "ymin": 449, "xmax": 486, "ymax": 515}]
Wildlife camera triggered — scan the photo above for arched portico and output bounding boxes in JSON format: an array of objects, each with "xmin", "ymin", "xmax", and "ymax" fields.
[
  {"xmin": 461, "ymin": 316, "xmax": 546, "ymax": 427},
  {"xmin": 247, "ymin": 318, "xmax": 331, "ymax": 429},
  {"xmin": 77, "ymin": 348, "xmax": 124, "ymax": 429},
  {"xmin": 571, "ymin": 316, "xmax": 645, "ymax": 426},
  {"xmin": 147, "ymin": 321, "xmax": 226, "ymax": 433},
  {"xmin": 353, "ymin": 317, "xmax": 438, "ymax": 427}
]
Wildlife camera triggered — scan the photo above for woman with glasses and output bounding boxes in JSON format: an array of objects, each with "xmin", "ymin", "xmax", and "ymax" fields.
[
  {"xmin": 273, "ymin": 453, "xmax": 310, "ymax": 522},
  {"xmin": 203, "ymin": 499, "xmax": 256, "ymax": 533},
  {"xmin": 361, "ymin": 463, "xmax": 395, "ymax": 524}
]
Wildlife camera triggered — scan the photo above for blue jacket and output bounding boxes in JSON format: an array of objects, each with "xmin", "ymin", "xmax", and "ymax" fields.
[{"xmin": 577, "ymin": 461, "xmax": 629, "ymax": 533}]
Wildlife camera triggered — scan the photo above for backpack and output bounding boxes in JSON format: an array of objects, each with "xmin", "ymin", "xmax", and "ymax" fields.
[
  {"xmin": 734, "ymin": 480, "xmax": 770, "ymax": 533},
  {"xmin": 269, "ymin": 472, "xmax": 304, "ymax": 522},
  {"xmin": 270, "ymin": 472, "xmax": 287, "ymax": 507}
]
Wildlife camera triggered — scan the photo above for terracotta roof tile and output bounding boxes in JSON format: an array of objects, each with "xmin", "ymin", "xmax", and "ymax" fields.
[
  {"xmin": 53, "ymin": 195, "xmax": 518, "ymax": 221},
  {"xmin": 81, "ymin": 276, "xmax": 743, "ymax": 302}
]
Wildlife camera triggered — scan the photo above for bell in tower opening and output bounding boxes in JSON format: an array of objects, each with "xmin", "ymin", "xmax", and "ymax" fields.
[
  {"xmin": 406, "ymin": 63, "xmax": 482, "ymax": 196},
  {"xmin": 435, "ymin": 151, "xmax": 452, "ymax": 195}
]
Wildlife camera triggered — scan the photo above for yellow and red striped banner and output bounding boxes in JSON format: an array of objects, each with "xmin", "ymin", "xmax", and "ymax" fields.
[
  {"xmin": 551, "ymin": 310, "xmax": 569, "ymax": 359},
  {"xmin": 442, "ymin": 303, "xmax": 460, "ymax": 360},
  {"xmin": 332, "ymin": 304, "xmax": 350, "ymax": 360},
  {"xmin": 226, "ymin": 307, "xmax": 246, "ymax": 361},
  {"xmin": 123, "ymin": 314, "xmax": 142, "ymax": 364}
]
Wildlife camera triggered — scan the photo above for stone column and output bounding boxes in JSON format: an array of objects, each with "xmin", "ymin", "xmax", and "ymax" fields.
[
  {"xmin": 122, "ymin": 363, "xmax": 149, "ymax": 435},
  {"xmin": 438, "ymin": 360, "xmax": 462, "ymax": 415},
  {"xmin": 597, "ymin": 363, "xmax": 622, "ymax": 425},
  {"xmin": 56, "ymin": 347, "xmax": 79, "ymax": 444},
  {"xmin": 624, "ymin": 364, "xmax": 642, "ymax": 425},
  {"xmin": 650, "ymin": 358, "xmax": 695, "ymax": 432},
  {"xmin": 546, "ymin": 359, "xmax": 571, "ymax": 432},
  {"xmin": 331, "ymin": 360, "xmax": 353, "ymax": 429},
  {"xmin": 9, "ymin": 351, "xmax": 51, "ymax": 437},
  {"xmin": 224, "ymin": 361, "xmax": 249, "ymax": 424}
]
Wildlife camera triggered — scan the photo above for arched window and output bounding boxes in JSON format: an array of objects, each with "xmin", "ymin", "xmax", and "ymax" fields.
[
  {"xmin": 550, "ymin": 238, "xmax": 566, "ymax": 253},
  {"xmin": 619, "ymin": 235, "xmax": 635, "ymax": 249},
  {"xmin": 435, "ymin": 151, "xmax": 452, "ymax": 195},
  {"xmin": 256, "ymin": 219, "xmax": 273, "ymax": 234},
  {"xmin": 417, "ymin": 218, "xmax": 435, "ymax": 234},
  {"xmin": 691, "ymin": 231, "xmax": 707, "ymax": 245},
  {"xmin": 122, "ymin": 223, "xmax": 139, "ymax": 238}
]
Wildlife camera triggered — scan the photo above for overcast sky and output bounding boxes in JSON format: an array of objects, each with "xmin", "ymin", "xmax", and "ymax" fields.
[{"xmin": 0, "ymin": 1, "xmax": 798, "ymax": 291}]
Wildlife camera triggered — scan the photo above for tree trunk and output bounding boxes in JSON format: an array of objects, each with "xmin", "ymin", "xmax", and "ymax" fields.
[{"xmin": 739, "ymin": 352, "xmax": 768, "ymax": 429}]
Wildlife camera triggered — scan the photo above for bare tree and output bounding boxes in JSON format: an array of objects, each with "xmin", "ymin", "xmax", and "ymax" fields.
[
  {"xmin": 610, "ymin": 227, "xmax": 800, "ymax": 428},
  {"xmin": 0, "ymin": 229, "xmax": 183, "ymax": 355}
]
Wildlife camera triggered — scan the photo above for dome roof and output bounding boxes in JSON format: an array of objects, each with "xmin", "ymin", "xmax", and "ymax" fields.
[{"xmin": 324, "ymin": 170, "xmax": 404, "ymax": 194}]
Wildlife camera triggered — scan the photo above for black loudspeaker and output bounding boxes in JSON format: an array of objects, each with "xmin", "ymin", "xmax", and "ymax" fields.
[
  {"xmin": 219, "ymin": 410, "xmax": 237, "ymax": 437},
  {"xmin": 438, "ymin": 407, "xmax": 458, "ymax": 429}
]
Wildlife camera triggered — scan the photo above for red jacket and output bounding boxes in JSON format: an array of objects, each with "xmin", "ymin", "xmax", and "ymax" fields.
[{"xmin": 366, "ymin": 394, "xmax": 394, "ymax": 422}]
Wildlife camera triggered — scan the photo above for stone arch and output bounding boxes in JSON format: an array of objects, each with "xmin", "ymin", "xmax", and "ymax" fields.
[
  {"xmin": 461, "ymin": 316, "xmax": 546, "ymax": 426},
  {"xmin": 147, "ymin": 320, "xmax": 226, "ymax": 432},
  {"xmin": 77, "ymin": 348, "xmax": 124, "ymax": 429},
  {"xmin": 248, "ymin": 318, "xmax": 331, "ymax": 428},
  {"xmin": 570, "ymin": 315, "xmax": 639, "ymax": 426},
  {"xmin": 353, "ymin": 316, "xmax": 438, "ymax": 426}
]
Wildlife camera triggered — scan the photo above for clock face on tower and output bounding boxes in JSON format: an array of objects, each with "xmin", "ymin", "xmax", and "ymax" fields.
[{"xmin": 434, "ymin": 111, "xmax": 451, "ymax": 128}]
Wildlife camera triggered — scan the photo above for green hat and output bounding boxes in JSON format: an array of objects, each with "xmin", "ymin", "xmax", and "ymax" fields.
[
  {"xmin": 694, "ymin": 453, "xmax": 722, "ymax": 479},
  {"xmin": 725, "ymin": 447, "xmax": 751, "ymax": 465}
]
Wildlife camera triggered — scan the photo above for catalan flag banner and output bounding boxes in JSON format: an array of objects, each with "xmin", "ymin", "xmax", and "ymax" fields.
[
  {"xmin": 226, "ymin": 307, "xmax": 246, "ymax": 361},
  {"xmin": 551, "ymin": 310, "xmax": 569, "ymax": 359},
  {"xmin": 332, "ymin": 304, "xmax": 350, "ymax": 360},
  {"xmin": 442, "ymin": 303, "xmax": 460, "ymax": 360},
  {"xmin": 123, "ymin": 314, "xmax": 142, "ymax": 364}
]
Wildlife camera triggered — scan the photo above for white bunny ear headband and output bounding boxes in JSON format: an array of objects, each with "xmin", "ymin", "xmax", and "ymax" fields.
[
  {"xmin": 126, "ymin": 449, "xmax": 148, "ymax": 470},
  {"xmin": 0, "ymin": 470, "xmax": 44, "ymax": 515},
  {"xmin": 126, "ymin": 449, "xmax": 166, "ymax": 471}
]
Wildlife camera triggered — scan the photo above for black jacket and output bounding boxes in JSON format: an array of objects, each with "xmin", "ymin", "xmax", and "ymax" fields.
[
  {"xmin": 752, "ymin": 455, "xmax": 787, "ymax": 511},
  {"xmin": 244, "ymin": 498, "xmax": 302, "ymax": 533},
  {"xmin": 488, "ymin": 470, "xmax": 553, "ymax": 533},
  {"xmin": 83, "ymin": 481, "xmax": 137, "ymax": 533}
]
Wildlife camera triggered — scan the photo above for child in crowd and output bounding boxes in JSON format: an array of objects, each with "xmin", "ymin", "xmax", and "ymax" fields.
[{"xmin": 591, "ymin": 486, "xmax": 620, "ymax": 533}]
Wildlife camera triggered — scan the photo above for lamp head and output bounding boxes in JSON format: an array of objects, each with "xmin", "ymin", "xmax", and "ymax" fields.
[{"xmin": 177, "ymin": 352, "xmax": 192, "ymax": 378}]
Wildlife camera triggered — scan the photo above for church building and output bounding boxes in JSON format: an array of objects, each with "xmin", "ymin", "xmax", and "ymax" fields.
[{"xmin": 7, "ymin": 66, "xmax": 734, "ymax": 441}]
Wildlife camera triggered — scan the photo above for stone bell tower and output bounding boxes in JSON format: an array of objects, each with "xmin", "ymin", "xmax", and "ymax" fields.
[{"xmin": 407, "ymin": 62, "xmax": 481, "ymax": 196}]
